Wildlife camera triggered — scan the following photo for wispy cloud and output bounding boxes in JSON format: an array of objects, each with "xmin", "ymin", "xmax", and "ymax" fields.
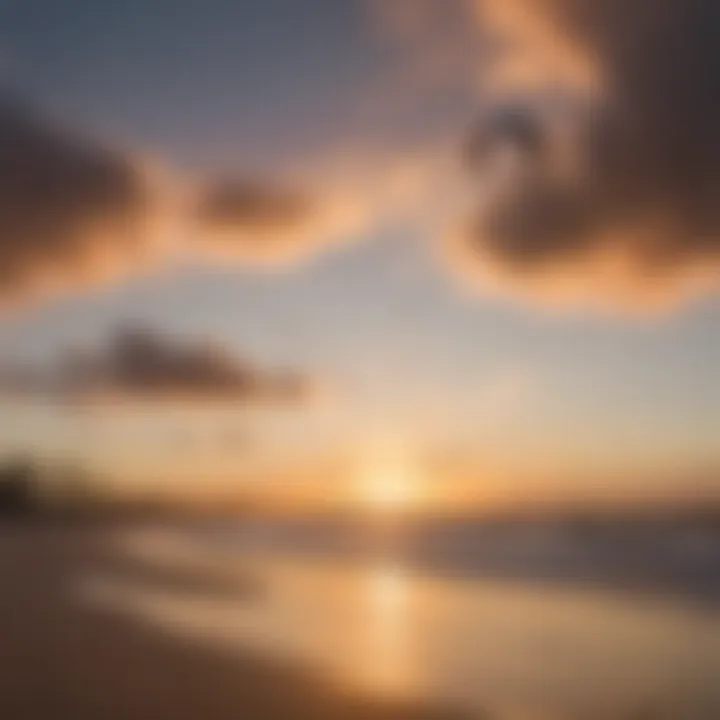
[
  {"xmin": 190, "ymin": 177, "xmax": 364, "ymax": 268},
  {"xmin": 0, "ymin": 325, "xmax": 315, "ymax": 407}
]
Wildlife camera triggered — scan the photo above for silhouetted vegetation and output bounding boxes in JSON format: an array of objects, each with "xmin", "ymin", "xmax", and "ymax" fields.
[
  {"xmin": 0, "ymin": 455, "xmax": 204, "ymax": 521},
  {"xmin": 0, "ymin": 459, "xmax": 38, "ymax": 515},
  {"xmin": 0, "ymin": 457, "xmax": 107, "ymax": 520}
]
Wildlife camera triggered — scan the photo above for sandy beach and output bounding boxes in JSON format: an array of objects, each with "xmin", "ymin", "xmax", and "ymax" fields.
[{"xmin": 0, "ymin": 521, "xmax": 468, "ymax": 720}]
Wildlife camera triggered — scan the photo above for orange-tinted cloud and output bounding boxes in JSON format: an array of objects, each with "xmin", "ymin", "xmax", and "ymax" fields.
[
  {"xmin": 0, "ymin": 326, "xmax": 314, "ymax": 406},
  {"xmin": 455, "ymin": 0, "xmax": 720, "ymax": 310},
  {"xmin": 0, "ymin": 96, "xmax": 367, "ymax": 309},
  {"xmin": 0, "ymin": 96, "xmax": 169, "ymax": 309},
  {"xmin": 7, "ymin": 0, "xmax": 719, "ymax": 319},
  {"xmin": 190, "ymin": 178, "xmax": 364, "ymax": 268}
]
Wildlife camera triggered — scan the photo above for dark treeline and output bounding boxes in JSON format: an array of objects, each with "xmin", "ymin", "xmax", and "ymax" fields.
[
  {"xmin": 0, "ymin": 457, "xmax": 123, "ymax": 519},
  {"xmin": 0, "ymin": 456, "xmax": 215, "ymax": 521},
  {"xmin": 0, "ymin": 460, "xmax": 37, "ymax": 514}
]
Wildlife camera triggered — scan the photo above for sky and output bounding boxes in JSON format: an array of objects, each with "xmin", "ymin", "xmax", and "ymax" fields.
[{"xmin": 0, "ymin": 0, "xmax": 718, "ymax": 509}]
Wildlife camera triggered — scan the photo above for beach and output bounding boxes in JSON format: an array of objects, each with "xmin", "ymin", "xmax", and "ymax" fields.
[
  {"xmin": 2, "ymin": 519, "xmax": 719, "ymax": 719},
  {"xmin": 0, "ymin": 521, "xmax": 467, "ymax": 720}
]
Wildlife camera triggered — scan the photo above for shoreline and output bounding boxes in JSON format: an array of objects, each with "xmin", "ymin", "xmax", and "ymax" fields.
[{"xmin": 0, "ymin": 520, "xmax": 468, "ymax": 720}]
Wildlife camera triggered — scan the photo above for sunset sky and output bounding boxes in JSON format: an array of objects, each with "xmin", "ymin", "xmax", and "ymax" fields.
[{"xmin": 0, "ymin": 0, "xmax": 718, "ymax": 509}]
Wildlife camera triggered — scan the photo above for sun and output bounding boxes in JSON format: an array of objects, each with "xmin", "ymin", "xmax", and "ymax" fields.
[
  {"xmin": 363, "ymin": 469, "xmax": 415, "ymax": 512},
  {"xmin": 353, "ymin": 448, "xmax": 422, "ymax": 514}
]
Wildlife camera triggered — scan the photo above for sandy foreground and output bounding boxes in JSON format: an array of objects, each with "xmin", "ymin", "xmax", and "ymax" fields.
[{"xmin": 0, "ymin": 521, "xmax": 469, "ymax": 720}]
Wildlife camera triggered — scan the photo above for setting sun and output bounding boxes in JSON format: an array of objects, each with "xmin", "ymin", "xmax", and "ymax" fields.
[{"xmin": 353, "ymin": 449, "xmax": 423, "ymax": 513}]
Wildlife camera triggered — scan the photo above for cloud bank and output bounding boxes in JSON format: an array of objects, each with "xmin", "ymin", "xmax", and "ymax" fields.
[
  {"xmin": 0, "ymin": 326, "xmax": 313, "ymax": 406},
  {"xmin": 4, "ymin": 0, "xmax": 720, "ymax": 318},
  {"xmin": 456, "ymin": 0, "xmax": 720, "ymax": 309},
  {"xmin": 0, "ymin": 96, "xmax": 364, "ymax": 310}
]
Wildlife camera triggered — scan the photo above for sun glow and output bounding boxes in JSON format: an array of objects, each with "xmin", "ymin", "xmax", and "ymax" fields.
[
  {"xmin": 362, "ymin": 469, "xmax": 415, "ymax": 512},
  {"xmin": 354, "ymin": 447, "xmax": 423, "ymax": 513}
]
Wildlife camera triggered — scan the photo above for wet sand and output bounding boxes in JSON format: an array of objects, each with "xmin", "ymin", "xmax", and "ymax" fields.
[{"xmin": 0, "ymin": 521, "xmax": 468, "ymax": 720}]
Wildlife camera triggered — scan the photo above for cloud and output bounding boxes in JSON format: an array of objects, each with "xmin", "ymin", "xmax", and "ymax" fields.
[
  {"xmin": 8, "ymin": 1, "xmax": 719, "ymax": 317},
  {"xmin": 0, "ymin": 95, "xmax": 169, "ymax": 309},
  {"xmin": 0, "ymin": 326, "xmax": 314, "ymax": 406},
  {"xmin": 0, "ymin": 95, "xmax": 369, "ymax": 310},
  {"xmin": 190, "ymin": 178, "xmax": 364, "ymax": 268},
  {"xmin": 455, "ymin": 0, "xmax": 720, "ymax": 310}
]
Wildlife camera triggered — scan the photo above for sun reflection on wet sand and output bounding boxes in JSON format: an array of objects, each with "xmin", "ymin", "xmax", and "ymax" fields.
[
  {"xmin": 80, "ymin": 528, "xmax": 720, "ymax": 719},
  {"xmin": 359, "ymin": 563, "xmax": 417, "ymax": 696}
]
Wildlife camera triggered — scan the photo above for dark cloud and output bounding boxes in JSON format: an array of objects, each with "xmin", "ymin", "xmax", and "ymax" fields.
[
  {"xmin": 460, "ymin": 0, "xmax": 720, "ymax": 308},
  {"xmin": 0, "ymin": 95, "xmax": 164, "ymax": 308},
  {"xmin": 0, "ymin": 326, "xmax": 313, "ymax": 406}
]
